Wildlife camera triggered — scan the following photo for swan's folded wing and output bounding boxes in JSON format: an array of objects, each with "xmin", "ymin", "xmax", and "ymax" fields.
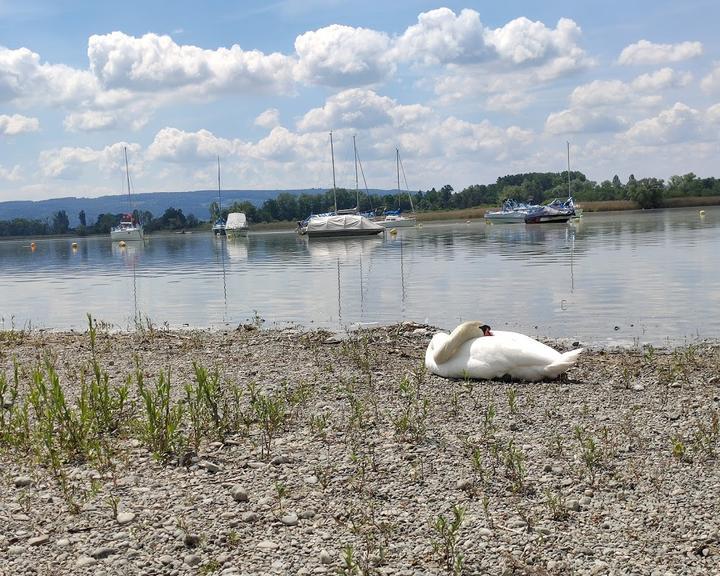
[{"xmin": 472, "ymin": 332, "xmax": 559, "ymax": 370}]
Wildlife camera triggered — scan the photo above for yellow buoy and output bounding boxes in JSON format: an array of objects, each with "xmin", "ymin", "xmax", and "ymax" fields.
[
  {"xmin": 71, "ymin": 242, "xmax": 78, "ymax": 249},
  {"xmin": 390, "ymin": 228, "xmax": 398, "ymax": 235},
  {"xmin": 30, "ymin": 242, "xmax": 36, "ymax": 250},
  {"xmin": 699, "ymin": 210, "xmax": 706, "ymax": 216},
  {"xmin": 119, "ymin": 240, "xmax": 126, "ymax": 247}
]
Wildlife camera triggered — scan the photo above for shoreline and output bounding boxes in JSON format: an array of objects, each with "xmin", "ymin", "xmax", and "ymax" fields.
[
  {"xmin": 1, "ymin": 324, "xmax": 718, "ymax": 574},
  {"xmin": 2, "ymin": 196, "xmax": 718, "ymax": 239}
]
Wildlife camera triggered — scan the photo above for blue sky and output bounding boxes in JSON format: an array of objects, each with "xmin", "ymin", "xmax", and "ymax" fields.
[{"xmin": 1, "ymin": 0, "xmax": 720, "ymax": 203}]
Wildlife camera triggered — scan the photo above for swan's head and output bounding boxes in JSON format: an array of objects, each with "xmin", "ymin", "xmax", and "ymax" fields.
[{"xmin": 453, "ymin": 321, "xmax": 493, "ymax": 339}]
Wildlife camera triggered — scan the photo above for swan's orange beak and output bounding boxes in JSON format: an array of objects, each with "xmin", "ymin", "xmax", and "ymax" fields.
[{"xmin": 480, "ymin": 324, "xmax": 493, "ymax": 336}]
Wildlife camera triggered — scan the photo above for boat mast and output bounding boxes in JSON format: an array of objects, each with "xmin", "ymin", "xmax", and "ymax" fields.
[
  {"xmin": 217, "ymin": 155, "xmax": 222, "ymax": 215},
  {"xmin": 124, "ymin": 146, "xmax": 131, "ymax": 205},
  {"xmin": 353, "ymin": 135, "xmax": 359, "ymax": 211},
  {"xmin": 330, "ymin": 131, "xmax": 337, "ymax": 213},
  {"xmin": 566, "ymin": 141, "xmax": 571, "ymax": 200}
]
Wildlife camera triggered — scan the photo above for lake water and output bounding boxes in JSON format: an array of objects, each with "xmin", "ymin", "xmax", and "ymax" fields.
[{"xmin": 1, "ymin": 206, "xmax": 718, "ymax": 346}]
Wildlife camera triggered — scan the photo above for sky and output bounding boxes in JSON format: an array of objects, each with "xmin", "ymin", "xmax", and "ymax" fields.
[{"xmin": 1, "ymin": 0, "xmax": 720, "ymax": 203}]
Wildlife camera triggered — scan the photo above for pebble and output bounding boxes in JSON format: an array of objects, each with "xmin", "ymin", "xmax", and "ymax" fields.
[
  {"xmin": 281, "ymin": 513, "xmax": 299, "ymax": 526},
  {"xmin": 90, "ymin": 546, "xmax": 117, "ymax": 559},
  {"xmin": 184, "ymin": 553, "xmax": 202, "ymax": 566},
  {"xmin": 183, "ymin": 533, "xmax": 201, "ymax": 547},
  {"xmin": 116, "ymin": 512, "xmax": 136, "ymax": 525},
  {"xmin": 199, "ymin": 460, "xmax": 222, "ymax": 473},
  {"xmin": 242, "ymin": 511, "xmax": 259, "ymax": 523},
  {"xmin": 231, "ymin": 486, "xmax": 249, "ymax": 502},
  {"xmin": 257, "ymin": 540, "xmax": 279, "ymax": 550},
  {"xmin": 14, "ymin": 476, "xmax": 32, "ymax": 488},
  {"xmin": 271, "ymin": 454, "xmax": 291, "ymax": 465},
  {"xmin": 28, "ymin": 534, "xmax": 49, "ymax": 546},
  {"xmin": 76, "ymin": 556, "xmax": 97, "ymax": 567},
  {"xmin": 320, "ymin": 549, "xmax": 333, "ymax": 564},
  {"xmin": 8, "ymin": 545, "xmax": 24, "ymax": 556}
]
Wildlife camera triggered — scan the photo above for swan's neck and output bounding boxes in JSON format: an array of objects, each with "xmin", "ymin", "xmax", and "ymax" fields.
[{"xmin": 434, "ymin": 323, "xmax": 477, "ymax": 364}]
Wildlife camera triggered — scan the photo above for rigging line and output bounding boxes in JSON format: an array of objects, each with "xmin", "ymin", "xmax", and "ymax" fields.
[{"xmin": 354, "ymin": 147, "xmax": 374, "ymax": 211}]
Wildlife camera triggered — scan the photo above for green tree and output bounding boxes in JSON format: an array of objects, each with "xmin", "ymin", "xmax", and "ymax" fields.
[
  {"xmin": 630, "ymin": 177, "xmax": 665, "ymax": 209},
  {"xmin": 52, "ymin": 210, "xmax": 70, "ymax": 234}
]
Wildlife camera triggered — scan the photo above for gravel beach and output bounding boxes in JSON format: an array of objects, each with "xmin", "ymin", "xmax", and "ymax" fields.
[{"xmin": 1, "ymin": 323, "xmax": 718, "ymax": 575}]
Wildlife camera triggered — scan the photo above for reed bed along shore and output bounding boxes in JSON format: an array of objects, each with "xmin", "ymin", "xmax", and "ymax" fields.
[{"xmin": 1, "ymin": 321, "xmax": 718, "ymax": 575}]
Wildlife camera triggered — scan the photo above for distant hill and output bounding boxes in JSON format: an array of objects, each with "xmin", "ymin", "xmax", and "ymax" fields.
[{"xmin": 0, "ymin": 188, "xmax": 330, "ymax": 226}]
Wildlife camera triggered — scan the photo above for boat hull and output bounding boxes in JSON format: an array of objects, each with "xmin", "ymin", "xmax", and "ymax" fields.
[
  {"xmin": 524, "ymin": 213, "xmax": 572, "ymax": 224},
  {"xmin": 484, "ymin": 212, "xmax": 527, "ymax": 224},
  {"xmin": 377, "ymin": 217, "xmax": 416, "ymax": 228},
  {"xmin": 225, "ymin": 227, "xmax": 249, "ymax": 238},
  {"xmin": 110, "ymin": 227, "xmax": 144, "ymax": 241},
  {"xmin": 305, "ymin": 228, "xmax": 384, "ymax": 238}
]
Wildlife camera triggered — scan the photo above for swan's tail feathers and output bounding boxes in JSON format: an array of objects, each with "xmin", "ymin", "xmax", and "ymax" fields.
[{"xmin": 545, "ymin": 348, "xmax": 584, "ymax": 378}]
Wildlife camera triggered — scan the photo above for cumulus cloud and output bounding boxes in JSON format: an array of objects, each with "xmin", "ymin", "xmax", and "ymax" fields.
[
  {"xmin": 701, "ymin": 64, "xmax": 720, "ymax": 94},
  {"xmin": 546, "ymin": 108, "xmax": 627, "ymax": 134},
  {"xmin": 89, "ymin": 32, "xmax": 295, "ymax": 94},
  {"xmin": 618, "ymin": 40, "xmax": 703, "ymax": 66},
  {"xmin": 298, "ymin": 89, "xmax": 395, "ymax": 131},
  {"xmin": 255, "ymin": 108, "xmax": 280, "ymax": 129},
  {"xmin": 393, "ymin": 8, "xmax": 489, "ymax": 66},
  {"xmin": 146, "ymin": 128, "xmax": 241, "ymax": 162},
  {"xmin": 394, "ymin": 8, "xmax": 589, "ymax": 76},
  {"xmin": 631, "ymin": 67, "xmax": 691, "ymax": 91},
  {"xmin": 0, "ymin": 113, "xmax": 39, "ymax": 135},
  {"xmin": 39, "ymin": 142, "xmax": 142, "ymax": 180},
  {"xmin": 0, "ymin": 164, "xmax": 21, "ymax": 181},
  {"xmin": 0, "ymin": 46, "xmax": 99, "ymax": 106},
  {"xmin": 622, "ymin": 102, "xmax": 702, "ymax": 144},
  {"xmin": 294, "ymin": 24, "xmax": 394, "ymax": 86}
]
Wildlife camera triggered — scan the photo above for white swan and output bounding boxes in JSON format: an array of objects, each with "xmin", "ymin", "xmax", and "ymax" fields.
[{"xmin": 425, "ymin": 322, "xmax": 583, "ymax": 381}]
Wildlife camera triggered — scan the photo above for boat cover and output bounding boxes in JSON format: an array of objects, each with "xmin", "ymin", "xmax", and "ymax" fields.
[
  {"xmin": 305, "ymin": 214, "xmax": 383, "ymax": 233},
  {"xmin": 225, "ymin": 212, "xmax": 248, "ymax": 229}
]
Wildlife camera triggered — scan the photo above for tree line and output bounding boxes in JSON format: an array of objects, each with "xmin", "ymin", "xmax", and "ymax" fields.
[{"xmin": 1, "ymin": 171, "xmax": 718, "ymax": 236}]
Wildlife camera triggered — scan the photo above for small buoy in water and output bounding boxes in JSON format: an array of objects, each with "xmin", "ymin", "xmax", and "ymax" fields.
[
  {"xmin": 30, "ymin": 242, "xmax": 36, "ymax": 250},
  {"xmin": 71, "ymin": 242, "xmax": 78, "ymax": 249},
  {"xmin": 466, "ymin": 220, "xmax": 471, "ymax": 224},
  {"xmin": 699, "ymin": 210, "xmax": 706, "ymax": 216},
  {"xmin": 119, "ymin": 240, "xmax": 126, "ymax": 247},
  {"xmin": 390, "ymin": 228, "xmax": 398, "ymax": 235}
]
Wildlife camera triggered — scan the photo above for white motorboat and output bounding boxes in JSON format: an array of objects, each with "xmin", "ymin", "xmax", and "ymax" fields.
[
  {"xmin": 110, "ymin": 147, "xmax": 144, "ymax": 241},
  {"xmin": 484, "ymin": 199, "xmax": 537, "ymax": 224},
  {"xmin": 225, "ymin": 212, "xmax": 249, "ymax": 237}
]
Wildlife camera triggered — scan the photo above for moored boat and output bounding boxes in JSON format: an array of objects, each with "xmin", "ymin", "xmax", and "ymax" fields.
[
  {"xmin": 225, "ymin": 212, "xmax": 249, "ymax": 237},
  {"xmin": 110, "ymin": 147, "xmax": 144, "ymax": 242}
]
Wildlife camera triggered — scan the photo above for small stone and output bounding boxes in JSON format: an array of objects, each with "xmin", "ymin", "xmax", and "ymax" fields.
[
  {"xmin": 257, "ymin": 540, "xmax": 279, "ymax": 550},
  {"xmin": 184, "ymin": 553, "xmax": 202, "ymax": 566},
  {"xmin": 159, "ymin": 554, "xmax": 174, "ymax": 565},
  {"xmin": 183, "ymin": 533, "xmax": 201, "ymax": 547},
  {"xmin": 632, "ymin": 383, "xmax": 645, "ymax": 391},
  {"xmin": 14, "ymin": 476, "xmax": 32, "ymax": 488},
  {"xmin": 199, "ymin": 460, "xmax": 222, "ymax": 473},
  {"xmin": 56, "ymin": 538, "xmax": 71, "ymax": 547},
  {"xmin": 320, "ymin": 549, "xmax": 333, "ymax": 564},
  {"xmin": 456, "ymin": 478, "xmax": 473, "ymax": 491},
  {"xmin": 76, "ymin": 556, "xmax": 97, "ymax": 567},
  {"xmin": 28, "ymin": 534, "xmax": 49, "ymax": 546},
  {"xmin": 271, "ymin": 455, "xmax": 291, "ymax": 465},
  {"xmin": 241, "ymin": 511, "xmax": 259, "ymax": 523},
  {"xmin": 567, "ymin": 499, "xmax": 581, "ymax": 512},
  {"xmin": 300, "ymin": 510, "xmax": 316, "ymax": 520},
  {"xmin": 116, "ymin": 512, "xmax": 135, "ymax": 525},
  {"xmin": 580, "ymin": 496, "xmax": 592, "ymax": 506},
  {"xmin": 477, "ymin": 528, "xmax": 493, "ymax": 537},
  {"xmin": 231, "ymin": 486, "xmax": 249, "ymax": 502},
  {"xmin": 90, "ymin": 546, "xmax": 117, "ymax": 559},
  {"xmin": 281, "ymin": 513, "xmax": 299, "ymax": 526},
  {"xmin": 543, "ymin": 464, "xmax": 553, "ymax": 472},
  {"xmin": 8, "ymin": 545, "xmax": 24, "ymax": 556}
]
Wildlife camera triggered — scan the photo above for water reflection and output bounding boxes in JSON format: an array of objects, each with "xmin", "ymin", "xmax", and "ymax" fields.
[{"xmin": 1, "ymin": 206, "xmax": 719, "ymax": 345}]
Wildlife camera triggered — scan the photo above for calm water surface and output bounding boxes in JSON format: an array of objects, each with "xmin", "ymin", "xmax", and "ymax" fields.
[{"xmin": 1, "ymin": 206, "xmax": 718, "ymax": 346}]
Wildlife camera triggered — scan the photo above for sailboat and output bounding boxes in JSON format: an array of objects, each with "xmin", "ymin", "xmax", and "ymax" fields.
[
  {"xmin": 298, "ymin": 132, "xmax": 384, "ymax": 238},
  {"xmin": 110, "ymin": 147, "xmax": 144, "ymax": 241},
  {"xmin": 376, "ymin": 148, "xmax": 417, "ymax": 228},
  {"xmin": 211, "ymin": 156, "xmax": 226, "ymax": 236}
]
